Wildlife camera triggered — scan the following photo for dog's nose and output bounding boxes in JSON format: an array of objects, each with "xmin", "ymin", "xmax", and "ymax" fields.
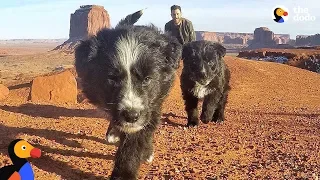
[{"xmin": 122, "ymin": 110, "xmax": 140, "ymax": 122}]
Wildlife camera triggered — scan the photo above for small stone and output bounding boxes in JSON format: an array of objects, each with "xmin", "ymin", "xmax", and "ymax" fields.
[
  {"xmin": 190, "ymin": 168, "xmax": 200, "ymax": 174},
  {"xmin": 169, "ymin": 170, "xmax": 175, "ymax": 176},
  {"xmin": 175, "ymin": 168, "xmax": 180, "ymax": 173}
]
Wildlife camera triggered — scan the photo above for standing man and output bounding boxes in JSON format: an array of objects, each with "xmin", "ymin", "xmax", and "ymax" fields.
[{"xmin": 165, "ymin": 5, "xmax": 196, "ymax": 45}]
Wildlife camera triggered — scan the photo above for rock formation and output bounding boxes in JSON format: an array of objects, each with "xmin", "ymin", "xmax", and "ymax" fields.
[
  {"xmin": 274, "ymin": 34, "xmax": 290, "ymax": 44},
  {"xmin": 224, "ymin": 36, "xmax": 246, "ymax": 44},
  {"xmin": 242, "ymin": 27, "xmax": 294, "ymax": 50},
  {"xmin": 196, "ymin": 31, "xmax": 223, "ymax": 43},
  {"xmin": 0, "ymin": 84, "xmax": 9, "ymax": 101},
  {"xmin": 274, "ymin": 37, "xmax": 282, "ymax": 44},
  {"xmin": 251, "ymin": 27, "xmax": 276, "ymax": 46},
  {"xmin": 296, "ymin": 34, "xmax": 320, "ymax": 46},
  {"xmin": 195, "ymin": 30, "xmax": 290, "ymax": 47},
  {"xmin": 53, "ymin": 5, "xmax": 111, "ymax": 53},
  {"xmin": 196, "ymin": 31, "xmax": 252, "ymax": 45},
  {"xmin": 30, "ymin": 70, "xmax": 77, "ymax": 104}
]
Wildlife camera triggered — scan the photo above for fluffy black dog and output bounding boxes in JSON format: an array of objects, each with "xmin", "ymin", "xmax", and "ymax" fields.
[
  {"xmin": 180, "ymin": 40, "xmax": 231, "ymax": 126},
  {"xmin": 75, "ymin": 10, "xmax": 182, "ymax": 179}
]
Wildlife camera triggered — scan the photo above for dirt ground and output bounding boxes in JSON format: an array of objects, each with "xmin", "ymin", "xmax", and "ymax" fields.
[
  {"xmin": 0, "ymin": 45, "xmax": 319, "ymax": 180},
  {"xmin": 0, "ymin": 44, "xmax": 74, "ymax": 86}
]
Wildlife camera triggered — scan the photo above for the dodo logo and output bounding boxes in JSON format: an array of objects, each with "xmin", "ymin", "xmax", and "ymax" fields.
[
  {"xmin": 0, "ymin": 139, "xmax": 41, "ymax": 180},
  {"xmin": 273, "ymin": 6, "xmax": 289, "ymax": 23}
]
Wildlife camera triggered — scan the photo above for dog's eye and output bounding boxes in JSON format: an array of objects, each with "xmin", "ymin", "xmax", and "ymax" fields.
[
  {"xmin": 142, "ymin": 76, "xmax": 151, "ymax": 86},
  {"xmin": 107, "ymin": 75, "xmax": 119, "ymax": 85},
  {"xmin": 108, "ymin": 79, "xmax": 116, "ymax": 84}
]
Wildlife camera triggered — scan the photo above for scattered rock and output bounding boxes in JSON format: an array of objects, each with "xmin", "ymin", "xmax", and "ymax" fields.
[
  {"xmin": 30, "ymin": 70, "xmax": 77, "ymax": 104},
  {"xmin": 0, "ymin": 84, "xmax": 9, "ymax": 100},
  {"xmin": 189, "ymin": 167, "xmax": 200, "ymax": 174},
  {"xmin": 238, "ymin": 48, "xmax": 320, "ymax": 73}
]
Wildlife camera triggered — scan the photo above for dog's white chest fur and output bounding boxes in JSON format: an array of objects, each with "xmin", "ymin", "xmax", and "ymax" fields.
[{"xmin": 191, "ymin": 82, "xmax": 212, "ymax": 98}]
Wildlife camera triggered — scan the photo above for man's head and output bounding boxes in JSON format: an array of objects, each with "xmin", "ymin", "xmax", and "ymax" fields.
[{"xmin": 170, "ymin": 5, "xmax": 182, "ymax": 24}]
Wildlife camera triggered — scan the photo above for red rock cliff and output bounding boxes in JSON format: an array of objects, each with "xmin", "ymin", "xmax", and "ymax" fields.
[{"xmin": 54, "ymin": 5, "xmax": 111, "ymax": 53}]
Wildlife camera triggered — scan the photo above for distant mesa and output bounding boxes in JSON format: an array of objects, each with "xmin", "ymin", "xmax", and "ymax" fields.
[
  {"xmin": 237, "ymin": 29, "xmax": 320, "ymax": 74},
  {"xmin": 296, "ymin": 34, "xmax": 320, "ymax": 46},
  {"xmin": 195, "ymin": 28, "xmax": 292, "ymax": 52},
  {"xmin": 53, "ymin": 5, "xmax": 110, "ymax": 53},
  {"xmin": 196, "ymin": 27, "xmax": 319, "ymax": 52},
  {"xmin": 242, "ymin": 27, "xmax": 295, "ymax": 50},
  {"xmin": 252, "ymin": 27, "xmax": 276, "ymax": 47}
]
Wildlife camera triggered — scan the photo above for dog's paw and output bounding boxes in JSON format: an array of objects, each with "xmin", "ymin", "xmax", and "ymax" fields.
[
  {"xmin": 200, "ymin": 113, "xmax": 211, "ymax": 124},
  {"xmin": 212, "ymin": 117, "xmax": 224, "ymax": 124},
  {"xmin": 212, "ymin": 110, "xmax": 224, "ymax": 123},
  {"xmin": 200, "ymin": 115, "xmax": 210, "ymax": 124},
  {"xmin": 106, "ymin": 133, "xmax": 120, "ymax": 144},
  {"xmin": 201, "ymin": 119, "xmax": 210, "ymax": 124},
  {"xmin": 187, "ymin": 120, "xmax": 199, "ymax": 127}
]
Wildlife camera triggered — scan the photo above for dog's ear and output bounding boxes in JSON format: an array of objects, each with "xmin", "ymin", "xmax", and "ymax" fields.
[
  {"xmin": 182, "ymin": 43, "xmax": 195, "ymax": 62},
  {"xmin": 75, "ymin": 38, "xmax": 99, "ymax": 64},
  {"xmin": 204, "ymin": 42, "xmax": 226, "ymax": 59},
  {"xmin": 116, "ymin": 9, "xmax": 144, "ymax": 27},
  {"xmin": 163, "ymin": 36, "xmax": 183, "ymax": 69},
  {"xmin": 215, "ymin": 43, "xmax": 226, "ymax": 58},
  {"xmin": 74, "ymin": 37, "xmax": 99, "ymax": 77},
  {"xmin": 212, "ymin": 43, "xmax": 226, "ymax": 58}
]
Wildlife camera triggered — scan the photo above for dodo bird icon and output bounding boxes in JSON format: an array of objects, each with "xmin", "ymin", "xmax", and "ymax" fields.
[
  {"xmin": 274, "ymin": 7, "xmax": 288, "ymax": 23},
  {"xmin": 0, "ymin": 139, "xmax": 41, "ymax": 180}
]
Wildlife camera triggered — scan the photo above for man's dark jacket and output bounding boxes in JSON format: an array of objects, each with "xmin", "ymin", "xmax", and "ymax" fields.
[{"xmin": 165, "ymin": 18, "xmax": 196, "ymax": 45}]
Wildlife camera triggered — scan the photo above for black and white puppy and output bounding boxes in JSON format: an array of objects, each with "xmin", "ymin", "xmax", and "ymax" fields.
[
  {"xmin": 75, "ymin": 11, "xmax": 182, "ymax": 179},
  {"xmin": 180, "ymin": 40, "xmax": 231, "ymax": 126}
]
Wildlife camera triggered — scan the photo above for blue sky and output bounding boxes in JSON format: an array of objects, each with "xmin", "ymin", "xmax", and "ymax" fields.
[{"xmin": 0, "ymin": 0, "xmax": 319, "ymax": 39}]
